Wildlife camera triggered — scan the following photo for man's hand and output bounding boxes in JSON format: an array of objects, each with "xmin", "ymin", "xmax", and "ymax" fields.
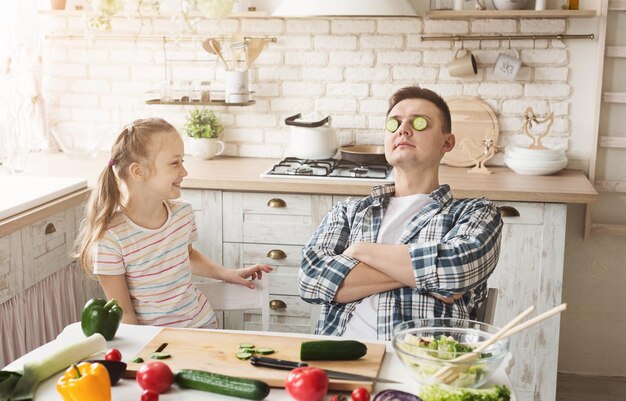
[
  {"xmin": 223, "ymin": 264, "xmax": 273, "ymax": 289},
  {"xmin": 430, "ymin": 292, "xmax": 464, "ymax": 304}
]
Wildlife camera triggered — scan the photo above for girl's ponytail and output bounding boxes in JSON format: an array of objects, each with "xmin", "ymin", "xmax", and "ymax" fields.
[{"xmin": 75, "ymin": 161, "xmax": 122, "ymax": 275}]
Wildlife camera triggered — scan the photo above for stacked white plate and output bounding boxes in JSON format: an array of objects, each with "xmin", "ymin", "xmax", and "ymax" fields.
[{"xmin": 504, "ymin": 145, "xmax": 567, "ymax": 175}]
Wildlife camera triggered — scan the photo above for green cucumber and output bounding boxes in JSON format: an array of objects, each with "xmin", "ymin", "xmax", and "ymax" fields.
[
  {"xmin": 175, "ymin": 369, "xmax": 270, "ymax": 400},
  {"xmin": 238, "ymin": 342, "xmax": 255, "ymax": 349},
  {"xmin": 300, "ymin": 340, "xmax": 367, "ymax": 361},
  {"xmin": 131, "ymin": 357, "xmax": 144, "ymax": 363}
]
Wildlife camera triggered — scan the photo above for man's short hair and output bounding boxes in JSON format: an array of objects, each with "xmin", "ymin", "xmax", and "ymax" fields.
[{"xmin": 386, "ymin": 86, "xmax": 452, "ymax": 134}]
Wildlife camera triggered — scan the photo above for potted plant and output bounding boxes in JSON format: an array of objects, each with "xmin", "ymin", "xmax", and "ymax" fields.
[{"xmin": 183, "ymin": 108, "xmax": 225, "ymax": 160}]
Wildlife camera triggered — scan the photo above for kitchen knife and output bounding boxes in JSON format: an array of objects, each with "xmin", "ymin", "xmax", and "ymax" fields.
[{"xmin": 249, "ymin": 356, "xmax": 400, "ymax": 384}]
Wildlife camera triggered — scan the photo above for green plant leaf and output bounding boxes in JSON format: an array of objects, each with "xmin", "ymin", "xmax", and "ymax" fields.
[{"xmin": 184, "ymin": 108, "xmax": 223, "ymax": 139}]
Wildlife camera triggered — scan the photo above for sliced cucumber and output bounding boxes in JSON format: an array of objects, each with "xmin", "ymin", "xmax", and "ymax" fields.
[
  {"xmin": 150, "ymin": 351, "xmax": 171, "ymax": 360},
  {"xmin": 255, "ymin": 347, "xmax": 275, "ymax": 355},
  {"xmin": 238, "ymin": 342, "xmax": 255, "ymax": 349},
  {"xmin": 239, "ymin": 347, "xmax": 255, "ymax": 353},
  {"xmin": 131, "ymin": 357, "xmax": 144, "ymax": 363},
  {"xmin": 236, "ymin": 352, "xmax": 253, "ymax": 360}
]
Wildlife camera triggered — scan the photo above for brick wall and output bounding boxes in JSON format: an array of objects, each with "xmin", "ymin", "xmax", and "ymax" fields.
[{"xmin": 42, "ymin": 14, "xmax": 580, "ymax": 161}]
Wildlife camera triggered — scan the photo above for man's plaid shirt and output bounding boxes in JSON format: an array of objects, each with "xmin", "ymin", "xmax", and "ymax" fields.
[{"xmin": 299, "ymin": 184, "xmax": 503, "ymax": 340}]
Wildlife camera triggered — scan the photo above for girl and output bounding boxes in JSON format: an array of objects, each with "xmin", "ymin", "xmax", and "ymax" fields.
[{"xmin": 76, "ymin": 117, "xmax": 272, "ymax": 328}]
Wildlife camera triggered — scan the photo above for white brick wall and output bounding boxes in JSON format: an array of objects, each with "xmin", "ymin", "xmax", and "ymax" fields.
[{"xmin": 42, "ymin": 15, "xmax": 582, "ymax": 160}]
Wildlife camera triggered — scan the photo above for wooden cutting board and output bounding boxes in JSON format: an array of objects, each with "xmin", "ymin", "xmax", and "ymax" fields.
[{"xmin": 126, "ymin": 328, "xmax": 387, "ymax": 391}]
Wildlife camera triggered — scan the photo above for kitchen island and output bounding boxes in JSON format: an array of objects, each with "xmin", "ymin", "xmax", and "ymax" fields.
[
  {"xmin": 1, "ymin": 152, "xmax": 597, "ymax": 401},
  {"xmin": 2, "ymin": 322, "xmax": 517, "ymax": 400}
]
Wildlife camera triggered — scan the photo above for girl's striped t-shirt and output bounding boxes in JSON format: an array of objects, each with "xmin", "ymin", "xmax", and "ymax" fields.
[{"xmin": 93, "ymin": 200, "xmax": 217, "ymax": 328}]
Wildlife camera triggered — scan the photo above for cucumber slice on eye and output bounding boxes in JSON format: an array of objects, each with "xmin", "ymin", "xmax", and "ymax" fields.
[
  {"xmin": 385, "ymin": 118, "xmax": 400, "ymax": 132},
  {"xmin": 412, "ymin": 116, "xmax": 428, "ymax": 131}
]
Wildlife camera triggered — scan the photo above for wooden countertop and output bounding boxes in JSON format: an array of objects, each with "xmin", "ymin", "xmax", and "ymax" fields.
[{"xmin": 0, "ymin": 152, "xmax": 597, "ymax": 236}]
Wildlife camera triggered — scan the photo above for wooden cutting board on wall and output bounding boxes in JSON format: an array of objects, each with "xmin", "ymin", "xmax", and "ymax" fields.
[{"xmin": 126, "ymin": 328, "xmax": 387, "ymax": 391}]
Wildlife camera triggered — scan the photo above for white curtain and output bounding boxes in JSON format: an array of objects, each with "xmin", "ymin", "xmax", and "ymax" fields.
[
  {"xmin": 0, "ymin": 264, "xmax": 83, "ymax": 369},
  {"xmin": 0, "ymin": 1, "xmax": 47, "ymax": 167}
]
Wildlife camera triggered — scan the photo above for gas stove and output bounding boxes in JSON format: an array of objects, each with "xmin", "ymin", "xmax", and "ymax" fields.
[{"xmin": 260, "ymin": 157, "xmax": 394, "ymax": 183}]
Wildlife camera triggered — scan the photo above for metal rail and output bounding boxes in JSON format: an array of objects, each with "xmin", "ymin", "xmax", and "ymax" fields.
[{"xmin": 420, "ymin": 33, "xmax": 595, "ymax": 41}]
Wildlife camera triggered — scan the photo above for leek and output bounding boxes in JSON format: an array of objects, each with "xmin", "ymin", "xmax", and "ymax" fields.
[{"xmin": 0, "ymin": 333, "xmax": 106, "ymax": 401}]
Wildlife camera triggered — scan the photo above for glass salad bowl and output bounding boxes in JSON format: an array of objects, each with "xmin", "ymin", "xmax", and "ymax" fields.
[{"xmin": 392, "ymin": 318, "xmax": 509, "ymax": 388}]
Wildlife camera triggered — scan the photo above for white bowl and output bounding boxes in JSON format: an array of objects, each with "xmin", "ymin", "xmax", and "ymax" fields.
[
  {"xmin": 491, "ymin": 0, "xmax": 528, "ymax": 10},
  {"xmin": 505, "ymin": 155, "xmax": 567, "ymax": 175},
  {"xmin": 505, "ymin": 145, "xmax": 565, "ymax": 162},
  {"xmin": 51, "ymin": 127, "xmax": 105, "ymax": 159}
]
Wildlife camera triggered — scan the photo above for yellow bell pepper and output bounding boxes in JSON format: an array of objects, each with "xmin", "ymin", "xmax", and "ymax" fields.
[{"xmin": 56, "ymin": 362, "xmax": 111, "ymax": 401}]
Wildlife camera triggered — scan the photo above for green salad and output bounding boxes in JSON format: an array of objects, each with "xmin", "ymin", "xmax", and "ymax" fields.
[{"xmin": 397, "ymin": 334, "xmax": 491, "ymax": 388}]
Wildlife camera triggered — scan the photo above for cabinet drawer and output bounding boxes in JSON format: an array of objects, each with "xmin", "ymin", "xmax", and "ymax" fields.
[
  {"xmin": 223, "ymin": 192, "xmax": 332, "ymax": 245},
  {"xmin": 223, "ymin": 242, "xmax": 302, "ymax": 296},
  {"xmin": 22, "ymin": 211, "xmax": 72, "ymax": 288},
  {"xmin": 0, "ymin": 232, "xmax": 23, "ymax": 304},
  {"xmin": 494, "ymin": 202, "xmax": 544, "ymax": 225}
]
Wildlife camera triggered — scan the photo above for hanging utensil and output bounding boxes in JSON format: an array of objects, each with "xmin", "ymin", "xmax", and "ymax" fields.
[
  {"xmin": 202, "ymin": 38, "xmax": 230, "ymax": 71},
  {"xmin": 246, "ymin": 38, "xmax": 267, "ymax": 70},
  {"xmin": 230, "ymin": 33, "xmax": 247, "ymax": 71}
]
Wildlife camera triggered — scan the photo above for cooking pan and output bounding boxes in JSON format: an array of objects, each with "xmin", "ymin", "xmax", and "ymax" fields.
[{"xmin": 339, "ymin": 145, "xmax": 387, "ymax": 165}]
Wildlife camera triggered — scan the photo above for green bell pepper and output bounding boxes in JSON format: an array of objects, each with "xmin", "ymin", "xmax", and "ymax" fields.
[{"xmin": 81, "ymin": 299, "xmax": 123, "ymax": 341}]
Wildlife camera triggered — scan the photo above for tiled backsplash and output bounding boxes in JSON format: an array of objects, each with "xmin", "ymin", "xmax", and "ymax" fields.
[{"xmin": 42, "ymin": 14, "xmax": 576, "ymax": 161}]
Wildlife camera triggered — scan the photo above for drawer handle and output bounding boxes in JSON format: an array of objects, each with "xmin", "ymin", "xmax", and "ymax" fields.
[
  {"xmin": 267, "ymin": 198, "xmax": 287, "ymax": 208},
  {"xmin": 499, "ymin": 206, "xmax": 520, "ymax": 217},
  {"xmin": 45, "ymin": 223, "xmax": 57, "ymax": 235},
  {"xmin": 267, "ymin": 249, "xmax": 287, "ymax": 260},
  {"xmin": 269, "ymin": 299, "xmax": 287, "ymax": 310}
]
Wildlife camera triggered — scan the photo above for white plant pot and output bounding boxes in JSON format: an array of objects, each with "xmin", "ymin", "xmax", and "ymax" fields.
[
  {"xmin": 491, "ymin": 0, "xmax": 528, "ymax": 10},
  {"xmin": 187, "ymin": 137, "xmax": 225, "ymax": 160}
]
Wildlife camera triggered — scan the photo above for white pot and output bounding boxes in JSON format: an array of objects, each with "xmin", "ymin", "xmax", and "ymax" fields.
[
  {"xmin": 286, "ymin": 113, "xmax": 338, "ymax": 160},
  {"xmin": 187, "ymin": 137, "xmax": 225, "ymax": 160}
]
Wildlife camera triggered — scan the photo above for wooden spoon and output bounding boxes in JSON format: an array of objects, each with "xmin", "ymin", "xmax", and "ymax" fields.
[
  {"xmin": 246, "ymin": 38, "xmax": 267, "ymax": 70},
  {"xmin": 202, "ymin": 38, "xmax": 230, "ymax": 71}
]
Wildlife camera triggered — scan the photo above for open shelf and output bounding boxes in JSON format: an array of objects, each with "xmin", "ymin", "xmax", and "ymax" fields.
[
  {"xmin": 145, "ymin": 99, "xmax": 256, "ymax": 107},
  {"xmin": 425, "ymin": 9, "xmax": 597, "ymax": 19}
]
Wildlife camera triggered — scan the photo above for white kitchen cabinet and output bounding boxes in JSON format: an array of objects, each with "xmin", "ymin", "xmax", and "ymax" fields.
[
  {"xmin": 220, "ymin": 191, "xmax": 332, "ymax": 334},
  {"xmin": 0, "ymin": 231, "xmax": 24, "ymax": 305},
  {"xmin": 183, "ymin": 189, "xmax": 223, "ymax": 263},
  {"xmin": 487, "ymin": 202, "xmax": 566, "ymax": 401},
  {"xmin": 0, "ymin": 203, "xmax": 99, "ymax": 367}
]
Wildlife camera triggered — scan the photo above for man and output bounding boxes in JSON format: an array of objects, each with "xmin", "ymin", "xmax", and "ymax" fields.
[{"xmin": 299, "ymin": 86, "xmax": 503, "ymax": 340}]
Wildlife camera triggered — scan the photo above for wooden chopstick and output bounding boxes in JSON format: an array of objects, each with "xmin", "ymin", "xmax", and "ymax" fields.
[{"xmin": 497, "ymin": 303, "xmax": 567, "ymax": 340}]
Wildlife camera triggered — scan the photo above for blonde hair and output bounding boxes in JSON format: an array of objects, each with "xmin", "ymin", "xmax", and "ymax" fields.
[{"xmin": 75, "ymin": 117, "xmax": 179, "ymax": 275}]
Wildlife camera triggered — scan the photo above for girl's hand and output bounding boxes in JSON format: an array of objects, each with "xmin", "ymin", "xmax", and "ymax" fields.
[{"xmin": 224, "ymin": 264, "xmax": 273, "ymax": 289}]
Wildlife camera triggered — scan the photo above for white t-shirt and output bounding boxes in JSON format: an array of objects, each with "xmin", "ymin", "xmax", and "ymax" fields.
[{"xmin": 342, "ymin": 193, "xmax": 431, "ymax": 340}]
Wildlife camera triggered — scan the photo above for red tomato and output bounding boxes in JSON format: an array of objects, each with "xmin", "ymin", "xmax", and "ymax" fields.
[
  {"xmin": 104, "ymin": 348, "xmax": 122, "ymax": 362},
  {"xmin": 141, "ymin": 389, "xmax": 159, "ymax": 401},
  {"xmin": 284, "ymin": 367, "xmax": 329, "ymax": 401},
  {"xmin": 136, "ymin": 362, "xmax": 173, "ymax": 394},
  {"xmin": 351, "ymin": 387, "xmax": 370, "ymax": 401}
]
